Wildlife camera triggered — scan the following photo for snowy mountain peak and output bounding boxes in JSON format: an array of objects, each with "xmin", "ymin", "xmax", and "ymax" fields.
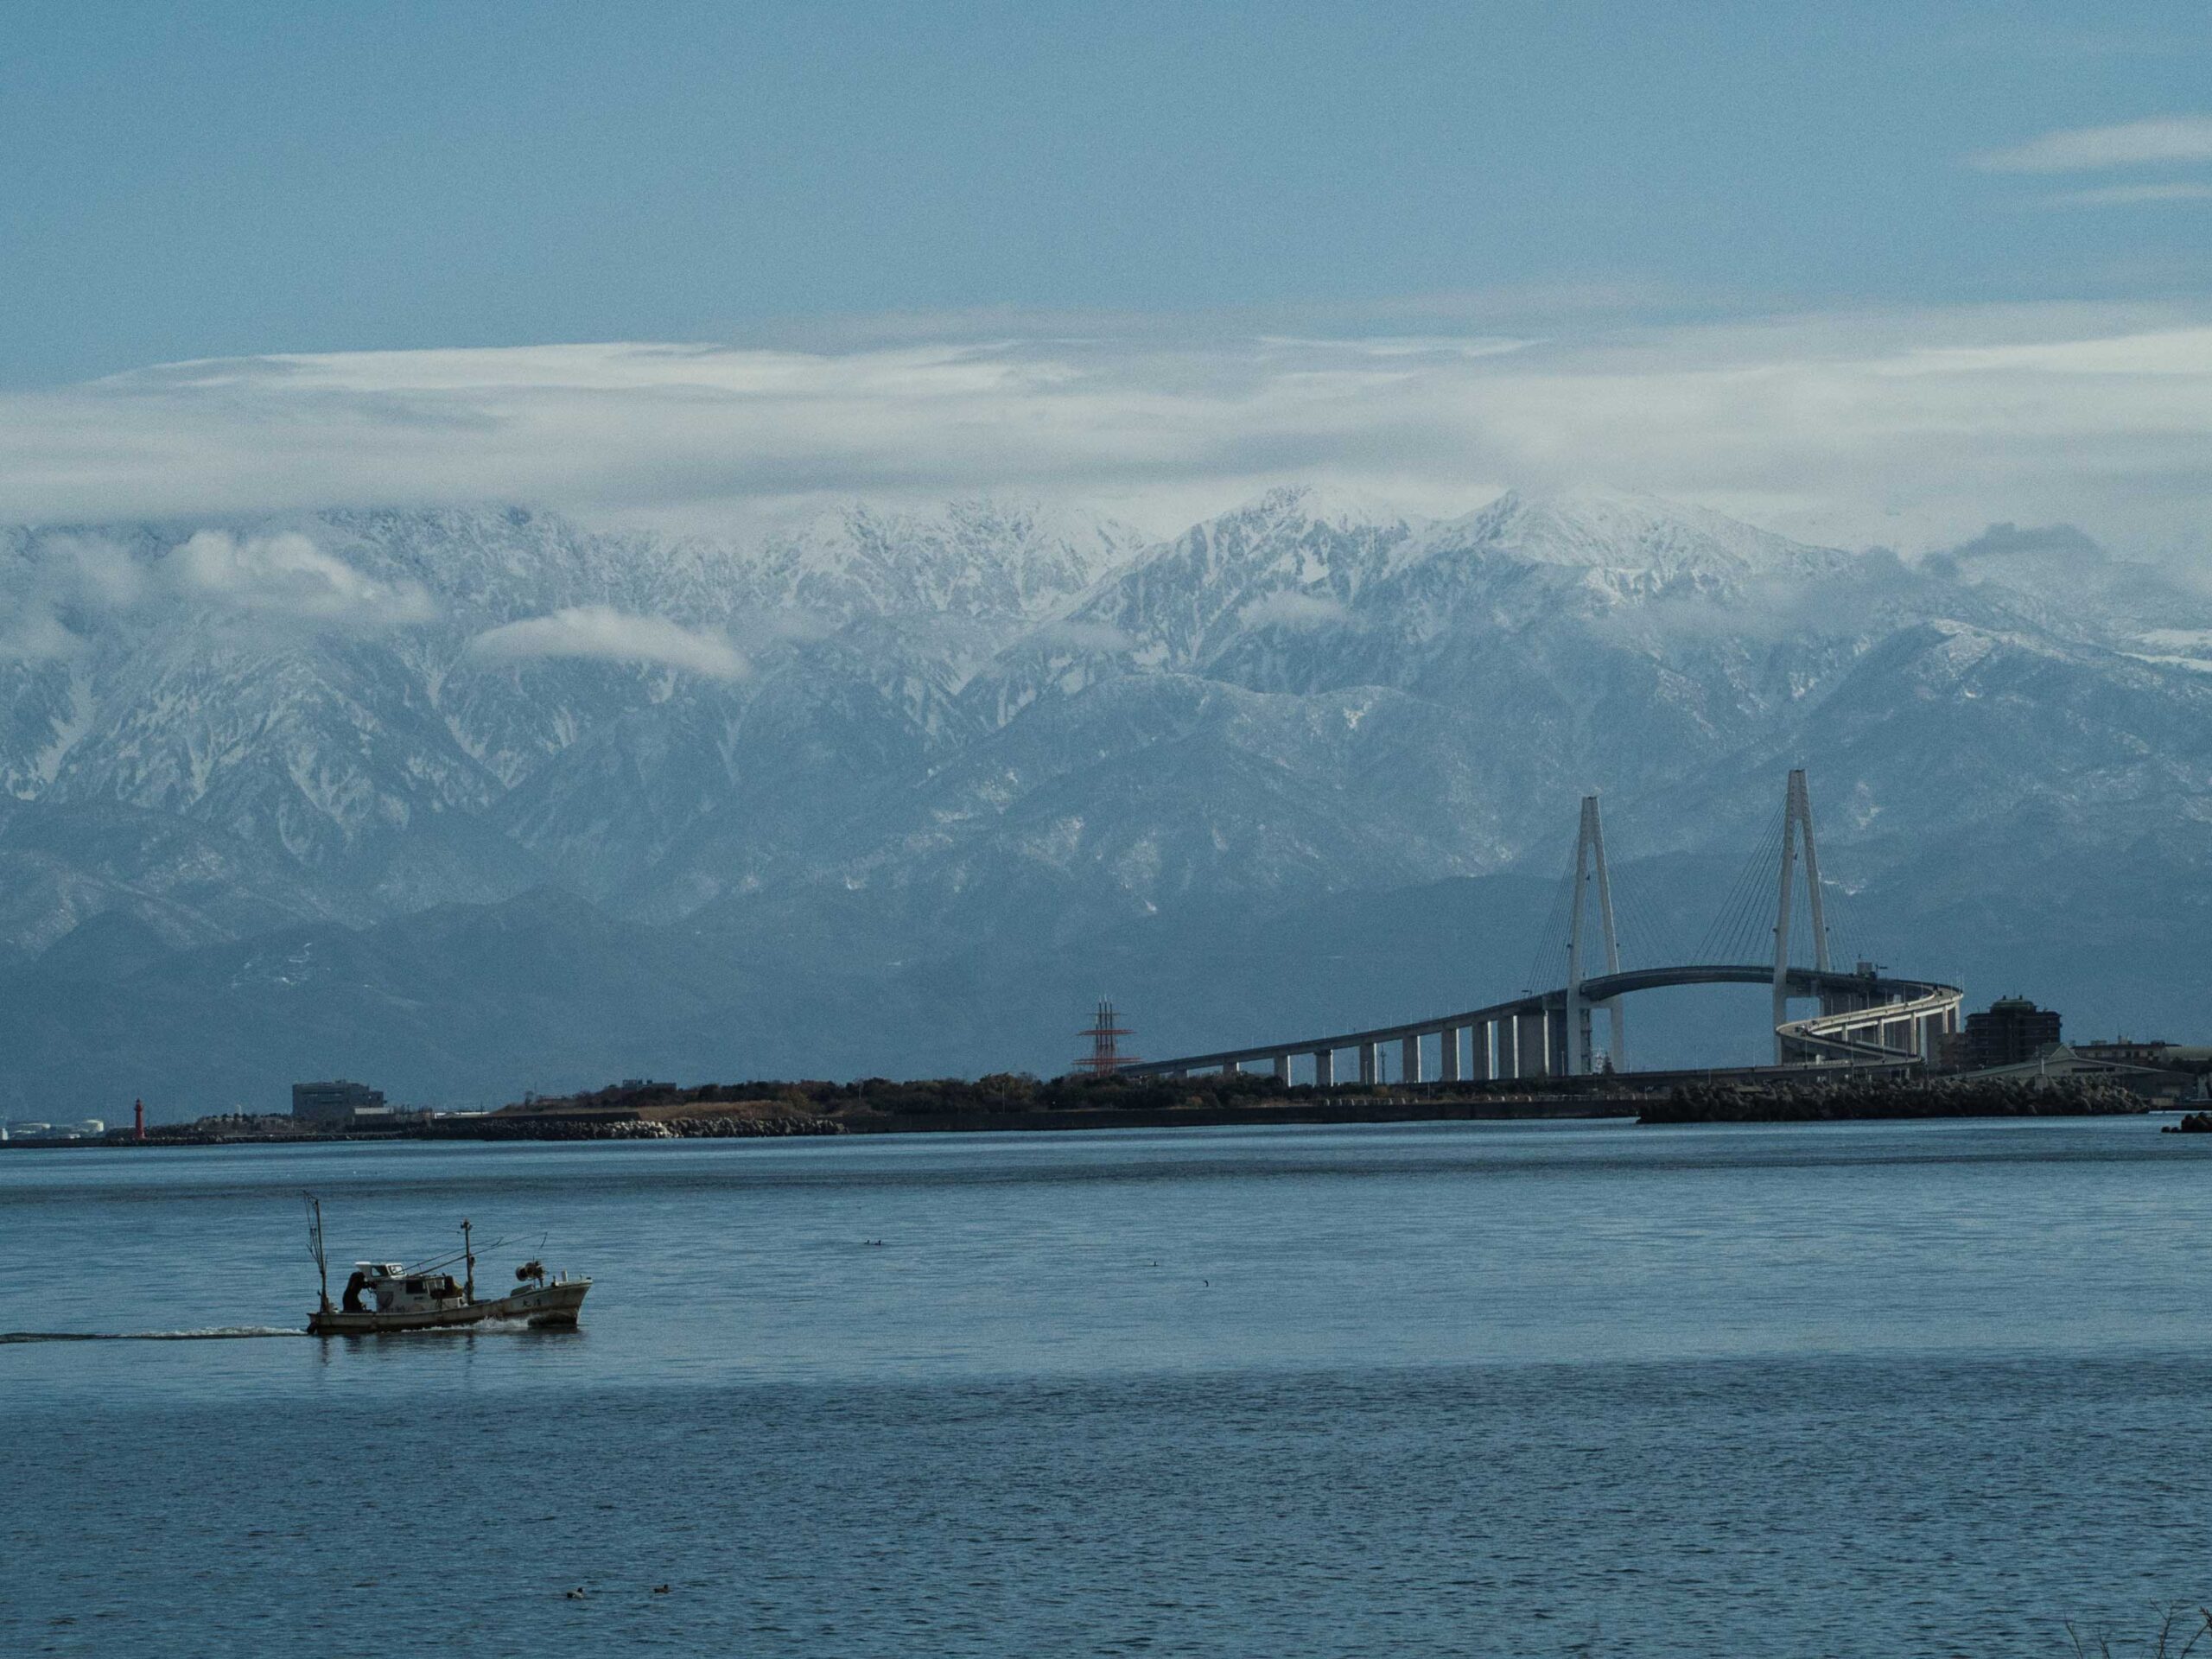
[
  {"xmin": 1230, "ymin": 483, "xmax": 1415, "ymax": 533},
  {"xmin": 754, "ymin": 497, "xmax": 1148, "ymax": 621},
  {"xmin": 1452, "ymin": 488, "xmax": 1847, "ymax": 579}
]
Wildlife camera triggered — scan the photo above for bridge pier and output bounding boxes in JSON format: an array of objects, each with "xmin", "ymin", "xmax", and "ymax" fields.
[
  {"xmin": 1274, "ymin": 1052, "xmax": 1292, "ymax": 1083},
  {"xmin": 1515, "ymin": 1011, "xmax": 1550, "ymax": 1080},
  {"xmin": 1439, "ymin": 1026, "xmax": 1463, "ymax": 1084},
  {"xmin": 1357, "ymin": 1042, "xmax": 1380, "ymax": 1086},
  {"xmin": 1313, "ymin": 1049, "xmax": 1335, "ymax": 1088},
  {"xmin": 1401, "ymin": 1035, "xmax": 1422, "ymax": 1084}
]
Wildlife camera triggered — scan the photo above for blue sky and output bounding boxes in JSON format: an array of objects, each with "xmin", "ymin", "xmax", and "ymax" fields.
[
  {"xmin": 3, "ymin": 3, "xmax": 2209, "ymax": 553},
  {"xmin": 7, "ymin": 2, "xmax": 2209, "ymax": 381}
]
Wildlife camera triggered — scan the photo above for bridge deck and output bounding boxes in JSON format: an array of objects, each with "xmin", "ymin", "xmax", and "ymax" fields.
[{"xmin": 1117, "ymin": 964, "xmax": 1960, "ymax": 1077}]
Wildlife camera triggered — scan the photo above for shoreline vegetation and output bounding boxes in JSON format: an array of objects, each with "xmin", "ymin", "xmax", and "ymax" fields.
[
  {"xmin": 1643, "ymin": 1074, "xmax": 2150, "ymax": 1125},
  {"xmin": 442, "ymin": 1073, "xmax": 1640, "ymax": 1141},
  {"xmin": 35, "ymin": 1070, "xmax": 2181, "ymax": 1147}
]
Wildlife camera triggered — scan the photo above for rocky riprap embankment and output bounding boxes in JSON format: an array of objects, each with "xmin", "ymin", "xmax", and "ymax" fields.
[
  {"xmin": 435, "ymin": 1113, "xmax": 845, "ymax": 1141},
  {"xmin": 634, "ymin": 1115, "xmax": 846, "ymax": 1139}
]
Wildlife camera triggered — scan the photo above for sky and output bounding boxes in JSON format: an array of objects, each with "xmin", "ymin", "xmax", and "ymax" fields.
[{"xmin": 3, "ymin": 1, "xmax": 2211, "ymax": 554}]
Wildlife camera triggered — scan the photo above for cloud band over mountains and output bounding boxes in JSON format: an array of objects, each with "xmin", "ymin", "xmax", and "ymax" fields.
[
  {"xmin": 3, "ymin": 301, "xmax": 2210, "ymax": 561},
  {"xmin": 464, "ymin": 607, "xmax": 747, "ymax": 679}
]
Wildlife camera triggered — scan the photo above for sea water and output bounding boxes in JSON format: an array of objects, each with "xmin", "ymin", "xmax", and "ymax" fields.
[{"xmin": 3, "ymin": 1118, "xmax": 2208, "ymax": 1656}]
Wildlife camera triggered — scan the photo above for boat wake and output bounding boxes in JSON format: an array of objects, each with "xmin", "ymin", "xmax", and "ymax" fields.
[{"xmin": 0, "ymin": 1326, "xmax": 307, "ymax": 1344}]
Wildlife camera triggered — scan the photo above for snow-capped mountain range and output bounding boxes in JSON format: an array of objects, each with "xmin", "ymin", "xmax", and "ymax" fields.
[{"xmin": 3, "ymin": 487, "xmax": 2209, "ymax": 1114}]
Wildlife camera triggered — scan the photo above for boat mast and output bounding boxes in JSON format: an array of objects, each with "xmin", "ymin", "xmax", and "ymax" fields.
[
  {"xmin": 305, "ymin": 1194, "xmax": 330, "ymax": 1314},
  {"xmin": 461, "ymin": 1217, "xmax": 474, "ymax": 1304}
]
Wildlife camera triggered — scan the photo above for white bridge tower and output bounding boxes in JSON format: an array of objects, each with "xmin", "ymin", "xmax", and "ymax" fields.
[
  {"xmin": 1770, "ymin": 767, "xmax": 1833, "ymax": 1061},
  {"xmin": 1563, "ymin": 794, "xmax": 1624, "ymax": 1075}
]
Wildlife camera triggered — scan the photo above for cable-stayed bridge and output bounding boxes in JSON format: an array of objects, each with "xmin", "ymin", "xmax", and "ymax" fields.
[{"xmin": 1119, "ymin": 770, "xmax": 1962, "ymax": 1084}]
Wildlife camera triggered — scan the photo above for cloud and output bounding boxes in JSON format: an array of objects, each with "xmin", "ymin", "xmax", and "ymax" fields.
[
  {"xmin": 1973, "ymin": 114, "xmax": 2212, "ymax": 173},
  {"xmin": 1947, "ymin": 522, "xmax": 2107, "ymax": 564},
  {"xmin": 1946, "ymin": 27, "xmax": 2199, "ymax": 60},
  {"xmin": 464, "ymin": 606, "xmax": 747, "ymax": 679},
  {"xmin": 0, "ymin": 604, "xmax": 82, "ymax": 663},
  {"xmin": 168, "ymin": 531, "xmax": 435, "ymax": 625},
  {"xmin": 3, "ymin": 299, "xmax": 2212, "ymax": 564},
  {"xmin": 1240, "ymin": 590, "xmax": 1349, "ymax": 629},
  {"xmin": 0, "ymin": 528, "xmax": 429, "ymax": 661},
  {"xmin": 0, "ymin": 535, "xmax": 139, "ymax": 660},
  {"xmin": 1026, "ymin": 620, "xmax": 1133, "ymax": 654},
  {"xmin": 2040, "ymin": 181, "xmax": 2212, "ymax": 207}
]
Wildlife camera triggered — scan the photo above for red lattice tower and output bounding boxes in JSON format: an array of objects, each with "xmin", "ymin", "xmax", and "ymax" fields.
[{"xmin": 1074, "ymin": 999, "xmax": 1137, "ymax": 1077}]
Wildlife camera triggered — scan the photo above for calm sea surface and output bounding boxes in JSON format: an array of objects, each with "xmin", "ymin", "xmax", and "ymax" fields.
[{"xmin": 3, "ymin": 1117, "xmax": 2209, "ymax": 1656}]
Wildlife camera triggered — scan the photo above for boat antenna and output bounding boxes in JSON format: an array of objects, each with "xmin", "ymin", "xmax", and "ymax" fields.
[
  {"xmin": 401, "ymin": 1236, "xmax": 507, "ymax": 1278},
  {"xmin": 303, "ymin": 1192, "xmax": 330, "ymax": 1315},
  {"xmin": 461, "ymin": 1217, "xmax": 474, "ymax": 1305}
]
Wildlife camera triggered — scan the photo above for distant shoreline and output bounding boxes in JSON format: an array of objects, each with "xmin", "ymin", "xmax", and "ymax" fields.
[
  {"xmin": 3, "ymin": 1092, "xmax": 1639, "ymax": 1148},
  {"xmin": 9, "ymin": 1067, "xmax": 2178, "ymax": 1150},
  {"xmin": 8, "ymin": 1091, "xmax": 2180, "ymax": 1151}
]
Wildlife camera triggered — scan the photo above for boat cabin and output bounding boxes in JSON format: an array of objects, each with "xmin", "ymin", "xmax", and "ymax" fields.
[{"xmin": 340, "ymin": 1261, "xmax": 468, "ymax": 1314}]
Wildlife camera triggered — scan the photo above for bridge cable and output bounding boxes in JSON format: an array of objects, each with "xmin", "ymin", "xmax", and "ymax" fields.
[
  {"xmin": 1610, "ymin": 858, "xmax": 1672, "ymax": 970},
  {"xmin": 1813, "ymin": 856, "xmax": 1870, "ymax": 973},
  {"xmin": 1694, "ymin": 829, "xmax": 1762, "ymax": 963},
  {"xmin": 1522, "ymin": 832, "xmax": 1582, "ymax": 995},
  {"xmin": 1731, "ymin": 812, "xmax": 1789, "ymax": 963},
  {"xmin": 1737, "ymin": 801, "xmax": 1792, "ymax": 962},
  {"xmin": 1695, "ymin": 798, "xmax": 1788, "ymax": 963}
]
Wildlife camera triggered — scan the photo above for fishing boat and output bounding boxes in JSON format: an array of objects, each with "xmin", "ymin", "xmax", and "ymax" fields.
[{"xmin": 303, "ymin": 1196, "xmax": 590, "ymax": 1335}]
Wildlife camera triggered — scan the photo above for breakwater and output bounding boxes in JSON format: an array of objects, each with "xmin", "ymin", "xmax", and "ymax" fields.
[{"xmin": 429, "ymin": 1111, "xmax": 847, "ymax": 1141}]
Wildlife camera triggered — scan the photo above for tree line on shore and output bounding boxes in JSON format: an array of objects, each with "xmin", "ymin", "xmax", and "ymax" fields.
[
  {"xmin": 1644, "ymin": 1074, "xmax": 2147, "ymax": 1124},
  {"xmin": 498, "ymin": 1071, "xmax": 1304, "ymax": 1122}
]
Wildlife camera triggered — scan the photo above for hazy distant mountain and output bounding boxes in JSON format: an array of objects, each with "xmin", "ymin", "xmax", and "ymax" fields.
[{"xmin": 3, "ymin": 486, "xmax": 2209, "ymax": 1116}]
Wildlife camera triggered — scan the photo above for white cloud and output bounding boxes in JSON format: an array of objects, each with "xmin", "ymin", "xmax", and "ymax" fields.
[
  {"xmin": 1240, "ymin": 590, "xmax": 1349, "ymax": 629},
  {"xmin": 1, "ymin": 300, "xmax": 2210, "ymax": 564},
  {"xmin": 0, "ymin": 535, "xmax": 137, "ymax": 660},
  {"xmin": 0, "ymin": 527, "xmax": 434, "ymax": 661},
  {"xmin": 2, "ymin": 532, "xmax": 437, "ymax": 664},
  {"xmin": 0, "ymin": 605, "xmax": 82, "ymax": 663},
  {"xmin": 464, "ymin": 606, "xmax": 747, "ymax": 679},
  {"xmin": 1026, "ymin": 620, "xmax": 1133, "ymax": 654},
  {"xmin": 1973, "ymin": 114, "xmax": 2212, "ymax": 173},
  {"xmin": 168, "ymin": 531, "xmax": 435, "ymax": 625},
  {"xmin": 2039, "ymin": 181, "xmax": 2212, "ymax": 207},
  {"xmin": 54, "ymin": 534, "xmax": 145, "ymax": 610}
]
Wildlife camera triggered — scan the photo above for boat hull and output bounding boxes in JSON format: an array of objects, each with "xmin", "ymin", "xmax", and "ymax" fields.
[{"xmin": 308, "ymin": 1278, "xmax": 589, "ymax": 1336}]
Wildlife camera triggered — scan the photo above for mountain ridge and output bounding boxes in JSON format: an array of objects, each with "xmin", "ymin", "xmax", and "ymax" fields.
[{"xmin": 3, "ymin": 486, "xmax": 2208, "ymax": 1113}]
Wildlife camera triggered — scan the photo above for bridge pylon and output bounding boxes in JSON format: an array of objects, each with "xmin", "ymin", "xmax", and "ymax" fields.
[
  {"xmin": 1564, "ymin": 794, "xmax": 1625, "ymax": 1075},
  {"xmin": 1770, "ymin": 767, "xmax": 1833, "ymax": 1061},
  {"xmin": 1120, "ymin": 769, "xmax": 1958, "ymax": 1084}
]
